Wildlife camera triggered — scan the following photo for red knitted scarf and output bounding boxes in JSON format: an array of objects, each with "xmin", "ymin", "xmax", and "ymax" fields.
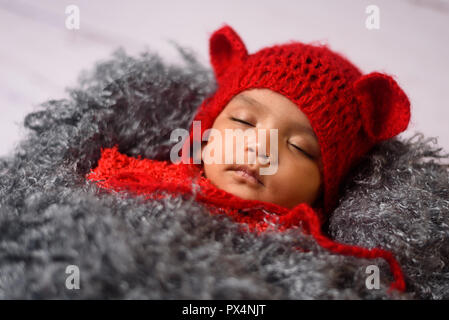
[{"xmin": 86, "ymin": 145, "xmax": 406, "ymax": 294}]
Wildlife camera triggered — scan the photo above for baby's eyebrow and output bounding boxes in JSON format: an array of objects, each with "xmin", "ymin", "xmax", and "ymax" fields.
[
  {"xmin": 292, "ymin": 123, "xmax": 318, "ymax": 142},
  {"xmin": 236, "ymin": 94, "xmax": 268, "ymax": 111},
  {"xmin": 236, "ymin": 94, "xmax": 318, "ymax": 142}
]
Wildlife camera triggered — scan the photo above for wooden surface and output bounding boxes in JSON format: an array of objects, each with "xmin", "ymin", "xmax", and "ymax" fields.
[{"xmin": 1, "ymin": 0, "xmax": 448, "ymax": 163}]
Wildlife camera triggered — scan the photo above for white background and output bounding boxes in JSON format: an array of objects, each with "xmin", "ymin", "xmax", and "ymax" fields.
[{"xmin": 0, "ymin": 0, "xmax": 448, "ymax": 162}]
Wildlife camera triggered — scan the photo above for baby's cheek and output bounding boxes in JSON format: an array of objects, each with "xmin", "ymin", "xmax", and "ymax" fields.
[
  {"xmin": 266, "ymin": 166, "xmax": 307, "ymax": 204},
  {"xmin": 264, "ymin": 171, "xmax": 287, "ymax": 195},
  {"xmin": 203, "ymin": 162, "xmax": 225, "ymax": 189}
]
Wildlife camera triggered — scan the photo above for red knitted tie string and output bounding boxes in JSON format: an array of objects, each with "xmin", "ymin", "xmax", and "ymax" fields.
[{"xmin": 285, "ymin": 205, "xmax": 406, "ymax": 294}]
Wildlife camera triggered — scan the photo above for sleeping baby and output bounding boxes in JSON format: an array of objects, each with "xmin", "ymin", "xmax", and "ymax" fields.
[
  {"xmin": 182, "ymin": 87, "xmax": 324, "ymax": 211},
  {"xmin": 87, "ymin": 24, "xmax": 411, "ymax": 294}
]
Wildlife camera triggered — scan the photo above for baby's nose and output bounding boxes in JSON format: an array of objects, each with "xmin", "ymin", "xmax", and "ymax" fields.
[{"xmin": 246, "ymin": 140, "xmax": 270, "ymax": 165}]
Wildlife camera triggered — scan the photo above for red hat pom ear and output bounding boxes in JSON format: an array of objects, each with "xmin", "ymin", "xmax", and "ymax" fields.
[
  {"xmin": 209, "ymin": 24, "xmax": 248, "ymax": 83},
  {"xmin": 353, "ymin": 72, "xmax": 411, "ymax": 143}
]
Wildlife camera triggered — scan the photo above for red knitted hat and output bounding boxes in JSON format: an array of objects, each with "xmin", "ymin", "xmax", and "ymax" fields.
[{"xmin": 183, "ymin": 24, "xmax": 411, "ymax": 219}]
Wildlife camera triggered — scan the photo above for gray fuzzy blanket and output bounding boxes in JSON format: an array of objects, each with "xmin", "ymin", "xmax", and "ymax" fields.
[{"xmin": 1, "ymin": 46, "xmax": 448, "ymax": 300}]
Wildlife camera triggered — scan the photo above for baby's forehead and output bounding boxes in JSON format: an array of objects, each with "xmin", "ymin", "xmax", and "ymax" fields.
[{"xmin": 227, "ymin": 92, "xmax": 318, "ymax": 141}]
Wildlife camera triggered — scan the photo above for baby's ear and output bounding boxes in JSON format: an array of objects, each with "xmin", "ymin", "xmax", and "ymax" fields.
[
  {"xmin": 353, "ymin": 72, "xmax": 411, "ymax": 143},
  {"xmin": 209, "ymin": 24, "xmax": 248, "ymax": 83}
]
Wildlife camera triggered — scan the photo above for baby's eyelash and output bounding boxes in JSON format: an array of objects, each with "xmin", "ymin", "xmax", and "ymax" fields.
[
  {"xmin": 230, "ymin": 117, "xmax": 254, "ymax": 126},
  {"xmin": 229, "ymin": 117, "xmax": 314, "ymax": 159},
  {"xmin": 290, "ymin": 143, "xmax": 313, "ymax": 158}
]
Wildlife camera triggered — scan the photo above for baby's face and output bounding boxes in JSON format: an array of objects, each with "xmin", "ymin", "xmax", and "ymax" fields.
[{"xmin": 201, "ymin": 88, "xmax": 323, "ymax": 209}]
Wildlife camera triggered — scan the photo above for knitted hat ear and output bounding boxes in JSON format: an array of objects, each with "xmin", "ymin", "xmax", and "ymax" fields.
[
  {"xmin": 354, "ymin": 72, "xmax": 411, "ymax": 143},
  {"xmin": 209, "ymin": 25, "xmax": 248, "ymax": 82}
]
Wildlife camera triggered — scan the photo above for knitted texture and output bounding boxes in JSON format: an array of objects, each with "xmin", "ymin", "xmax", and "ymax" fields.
[
  {"xmin": 183, "ymin": 24, "xmax": 411, "ymax": 219},
  {"xmin": 84, "ymin": 24, "xmax": 415, "ymax": 294},
  {"xmin": 87, "ymin": 145, "xmax": 406, "ymax": 293},
  {"xmin": 2, "ymin": 47, "xmax": 449, "ymax": 299}
]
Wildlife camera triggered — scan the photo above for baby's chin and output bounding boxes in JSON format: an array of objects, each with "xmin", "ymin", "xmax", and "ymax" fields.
[
  {"xmin": 221, "ymin": 182, "xmax": 263, "ymax": 200},
  {"xmin": 219, "ymin": 182, "xmax": 297, "ymax": 209}
]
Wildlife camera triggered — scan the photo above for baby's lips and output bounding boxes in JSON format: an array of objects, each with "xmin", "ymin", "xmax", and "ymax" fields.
[{"xmin": 228, "ymin": 163, "xmax": 264, "ymax": 186}]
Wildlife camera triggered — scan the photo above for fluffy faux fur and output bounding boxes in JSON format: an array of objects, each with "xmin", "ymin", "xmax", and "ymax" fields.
[{"xmin": 0, "ymin": 45, "xmax": 448, "ymax": 299}]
